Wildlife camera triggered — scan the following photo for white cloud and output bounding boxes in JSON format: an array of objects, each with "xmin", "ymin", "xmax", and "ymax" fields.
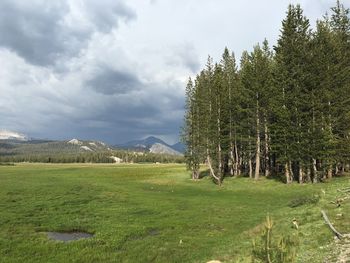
[{"xmin": 0, "ymin": 0, "xmax": 342, "ymax": 143}]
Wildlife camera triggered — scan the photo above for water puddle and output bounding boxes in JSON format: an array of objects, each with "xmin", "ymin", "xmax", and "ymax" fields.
[{"xmin": 47, "ymin": 232, "xmax": 93, "ymax": 242}]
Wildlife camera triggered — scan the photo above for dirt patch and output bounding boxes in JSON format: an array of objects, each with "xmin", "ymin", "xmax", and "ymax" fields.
[
  {"xmin": 324, "ymin": 234, "xmax": 350, "ymax": 262},
  {"xmin": 335, "ymin": 234, "xmax": 350, "ymax": 263},
  {"xmin": 47, "ymin": 232, "xmax": 93, "ymax": 242}
]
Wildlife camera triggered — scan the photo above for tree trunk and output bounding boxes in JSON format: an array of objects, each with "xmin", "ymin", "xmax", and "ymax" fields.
[
  {"xmin": 230, "ymin": 145, "xmax": 234, "ymax": 176},
  {"xmin": 285, "ymin": 162, "xmax": 291, "ymax": 184},
  {"xmin": 306, "ymin": 167, "xmax": 311, "ymax": 183},
  {"xmin": 289, "ymin": 161, "xmax": 294, "ymax": 183},
  {"xmin": 327, "ymin": 165, "xmax": 333, "ymax": 179},
  {"xmin": 207, "ymin": 155, "xmax": 221, "ymax": 185},
  {"xmin": 249, "ymin": 134, "xmax": 253, "ymax": 178},
  {"xmin": 249, "ymin": 158, "xmax": 253, "ymax": 179},
  {"xmin": 234, "ymin": 138, "xmax": 239, "ymax": 177},
  {"xmin": 192, "ymin": 169, "xmax": 199, "ymax": 180},
  {"xmin": 264, "ymin": 116, "xmax": 270, "ymax": 177},
  {"xmin": 335, "ymin": 163, "xmax": 339, "ymax": 175},
  {"xmin": 312, "ymin": 158, "xmax": 318, "ymax": 183},
  {"xmin": 238, "ymin": 140, "xmax": 242, "ymax": 176},
  {"xmin": 255, "ymin": 97, "xmax": 260, "ymax": 180},
  {"xmin": 217, "ymin": 99, "xmax": 222, "ymax": 178},
  {"xmin": 299, "ymin": 165, "xmax": 304, "ymax": 184}
]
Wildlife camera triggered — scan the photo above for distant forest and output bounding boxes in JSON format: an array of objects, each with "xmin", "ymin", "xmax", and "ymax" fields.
[
  {"xmin": 0, "ymin": 151, "xmax": 184, "ymax": 164},
  {"xmin": 183, "ymin": 1, "xmax": 350, "ymax": 184},
  {"xmin": 0, "ymin": 141, "xmax": 184, "ymax": 164}
]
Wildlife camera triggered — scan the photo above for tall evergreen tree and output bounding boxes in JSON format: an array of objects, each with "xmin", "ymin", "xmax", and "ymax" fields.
[
  {"xmin": 183, "ymin": 1, "xmax": 350, "ymax": 185},
  {"xmin": 272, "ymin": 4, "xmax": 312, "ymax": 183}
]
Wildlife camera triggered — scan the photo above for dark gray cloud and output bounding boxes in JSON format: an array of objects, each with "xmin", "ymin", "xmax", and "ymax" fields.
[
  {"xmin": 87, "ymin": 67, "xmax": 141, "ymax": 95},
  {"xmin": 0, "ymin": 0, "xmax": 338, "ymax": 145},
  {"xmin": 0, "ymin": 0, "xmax": 135, "ymax": 66},
  {"xmin": 83, "ymin": 0, "xmax": 136, "ymax": 33}
]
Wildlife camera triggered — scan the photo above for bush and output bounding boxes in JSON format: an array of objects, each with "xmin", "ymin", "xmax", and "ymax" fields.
[
  {"xmin": 288, "ymin": 195, "xmax": 319, "ymax": 208},
  {"xmin": 251, "ymin": 216, "xmax": 298, "ymax": 263}
]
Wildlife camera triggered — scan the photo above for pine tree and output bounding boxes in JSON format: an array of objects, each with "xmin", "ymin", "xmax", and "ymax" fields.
[
  {"xmin": 182, "ymin": 1, "xmax": 350, "ymax": 185},
  {"xmin": 182, "ymin": 77, "xmax": 200, "ymax": 179},
  {"xmin": 329, "ymin": 0, "xmax": 350, "ymax": 173},
  {"xmin": 221, "ymin": 48, "xmax": 239, "ymax": 176},
  {"xmin": 272, "ymin": 4, "xmax": 312, "ymax": 183}
]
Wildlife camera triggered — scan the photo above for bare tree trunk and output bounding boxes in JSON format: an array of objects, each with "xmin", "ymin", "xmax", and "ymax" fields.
[
  {"xmin": 285, "ymin": 162, "xmax": 291, "ymax": 184},
  {"xmin": 192, "ymin": 170, "xmax": 199, "ymax": 180},
  {"xmin": 335, "ymin": 163, "xmax": 339, "ymax": 175},
  {"xmin": 234, "ymin": 138, "xmax": 239, "ymax": 177},
  {"xmin": 327, "ymin": 165, "xmax": 333, "ymax": 179},
  {"xmin": 238, "ymin": 136, "xmax": 243, "ymax": 176},
  {"xmin": 306, "ymin": 167, "xmax": 311, "ymax": 183},
  {"xmin": 249, "ymin": 134, "xmax": 253, "ymax": 178},
  {"xmin": 218, "ymin": 143, "xmax": 222, "ymax": 178},
  {"xmin": 255, "ymin": 97, "xmax": 260, "ymax": 180},
  {"xmin": 327, "ymin": 106, "xmax": 333, "ymax": 180},
  {"xmin": 207, "ymin": 155, "xmax": 221, "ymax": 186},
  {"xmin": 217, "ymin": 101, "xmax": 222, "ymax": 179},
  {"xmin": 299, "ymin": 165, "xmax": 304, "ymax": 184},
  {"xmin": 264, "ymin": 116, "xmax": 270, "ymax": 177},
  {"xmin": 230, "ymin": 145, "xmax": 234, "ymax": 176},
  {"xmin": 289, "ymin": 161, "xmax": 294, "ymax": 182},
  {"xmin": 249, "ymin": 158, "xmax": 253, "ymax": 179},
  {"xmin": 312, "ymin": 158, "xmax": 318, "ymax": 183}
]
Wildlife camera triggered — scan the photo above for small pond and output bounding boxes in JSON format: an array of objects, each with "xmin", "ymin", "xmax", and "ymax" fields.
[{"xmin": 47, "ymin": 232, "xmax": 93, "ymax": 242}]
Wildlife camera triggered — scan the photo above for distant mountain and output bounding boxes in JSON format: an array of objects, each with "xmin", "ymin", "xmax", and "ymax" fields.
[
  {"xmin": 0, "ymin": 131, "xmax": 185, "ymax": 157},
  {"xmin": 0, "ymin": 130, "xmax": 29, "ymax": 141},
  {"xmin": 116, "ymin": 136, "xmax": 184, "ymax": 155},
  {"xmin": 171, "ymin": 142, "xmax": 185, "ymax": 153},
  {"xmin": 149, "ymin": 143, "xmax": 182, "ymax": 156},
  {"xmin": 66, "ymin": 139, "xmax": 111, "ymax": 152},
  {"xmin": 0, "ymin": 137, "xmax": 112, "ymax": 157},
  {"xmin": 117, "ymin": 136, "xmax": 166, "ymax": 149}
]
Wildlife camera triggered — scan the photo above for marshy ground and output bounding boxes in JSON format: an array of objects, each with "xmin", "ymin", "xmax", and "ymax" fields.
[{"xmin": 0, "ymin": 163, "xmax": 349, "ymax": 262}]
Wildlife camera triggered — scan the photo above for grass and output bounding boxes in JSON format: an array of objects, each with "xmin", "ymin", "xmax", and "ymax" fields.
[{"xmin": 0, "ymin": 163, "xmax": 349, "ymax": 262}]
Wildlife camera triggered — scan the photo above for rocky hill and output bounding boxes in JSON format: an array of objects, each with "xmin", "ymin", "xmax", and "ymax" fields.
[{"xmin": 116, "ymin": 136, "xmax": 184, "ymax": 155}]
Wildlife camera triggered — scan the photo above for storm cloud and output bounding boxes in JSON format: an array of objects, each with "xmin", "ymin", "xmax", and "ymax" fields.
[
  {"xmin": 0, "ymin": 0, "xmax": 135, "ymax": 66},
  {"xmin": 87, "ymin": 67, "xmax": 141, "ymax": 95},
  {"xmin": 0, "ymin": 0, "xmax": 340, "ymax": 144}
]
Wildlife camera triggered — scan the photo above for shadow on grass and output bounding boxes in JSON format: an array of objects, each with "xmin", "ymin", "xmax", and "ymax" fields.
[{"xmin": 199, "ymin": 170, "xmax": 210, "ymax": 179}]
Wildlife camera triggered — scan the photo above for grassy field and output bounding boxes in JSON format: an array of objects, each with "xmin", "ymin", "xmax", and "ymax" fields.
[{"xmin": 0, "ymin": 163, "xmax": 349, "ymax": 262}]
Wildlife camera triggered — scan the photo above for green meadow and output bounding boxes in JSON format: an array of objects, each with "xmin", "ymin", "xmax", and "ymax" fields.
[{"xmin": 0, "ymin": 164, "xmax": 349, "ymax": 262}]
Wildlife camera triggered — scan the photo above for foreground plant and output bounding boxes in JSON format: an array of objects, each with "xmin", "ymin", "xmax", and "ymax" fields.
[{"xmin": 251, "ymin": 216, "xmax": 298, "ymax": 263}]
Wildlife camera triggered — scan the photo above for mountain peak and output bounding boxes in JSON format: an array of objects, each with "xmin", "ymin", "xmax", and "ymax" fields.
[
  {"xmin": 149, "ymin": 143, "xmax": 182, "ymax": 156},
  {"xmin": 115, "ymin": 136, "xmax": 185, "ymax": 154}
]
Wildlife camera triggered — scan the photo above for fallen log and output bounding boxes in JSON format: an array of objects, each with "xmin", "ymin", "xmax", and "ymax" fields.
[
  {"xmin": 321, "ymin": 210, "xmax": 344, "ymax": 239},
  {"xmin": 337, "ymin": 188, "xmax": 350, "ymax": 193}
]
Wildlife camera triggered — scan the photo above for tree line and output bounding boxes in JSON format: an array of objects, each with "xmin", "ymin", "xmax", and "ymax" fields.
[
  {"xmin": 183, "ymin": 1, "xmax": 350, "ymax": 184},
  {"xmin": 0, "ymin": 151, "xmax": 184, "ymax": 164}
]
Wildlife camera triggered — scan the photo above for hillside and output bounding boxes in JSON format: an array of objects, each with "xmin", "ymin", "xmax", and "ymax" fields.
[
  {"xmin": 0, "ymin": 138, "xmax": 111, "ymax": 156},
  {"xmin": 116, "ymin": 136, "xmax": 184, "ymax": 155},
  {"xmin": 149, "ymin": 143, "xmax": 182, "ymax": 156}
]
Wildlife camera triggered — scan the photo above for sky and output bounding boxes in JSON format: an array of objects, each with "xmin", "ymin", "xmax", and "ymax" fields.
[{"xmin": 0, "ymin": 0, "xmax": 347, "ymax": 144}]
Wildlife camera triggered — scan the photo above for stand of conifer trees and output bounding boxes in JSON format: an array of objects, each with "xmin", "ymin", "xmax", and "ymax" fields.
[{"xmin": 183, "ymin": 1, "xmax": 350, "ymax": 184}]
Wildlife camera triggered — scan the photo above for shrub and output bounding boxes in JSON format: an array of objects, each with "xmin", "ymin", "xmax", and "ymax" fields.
[
  {"xmin": 251, "ymin": 216, "xmax": 298, "ymax": 263},
  {"xmin": 288, "ymin": 195, "xmax": 319, "ymax": 208}
]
